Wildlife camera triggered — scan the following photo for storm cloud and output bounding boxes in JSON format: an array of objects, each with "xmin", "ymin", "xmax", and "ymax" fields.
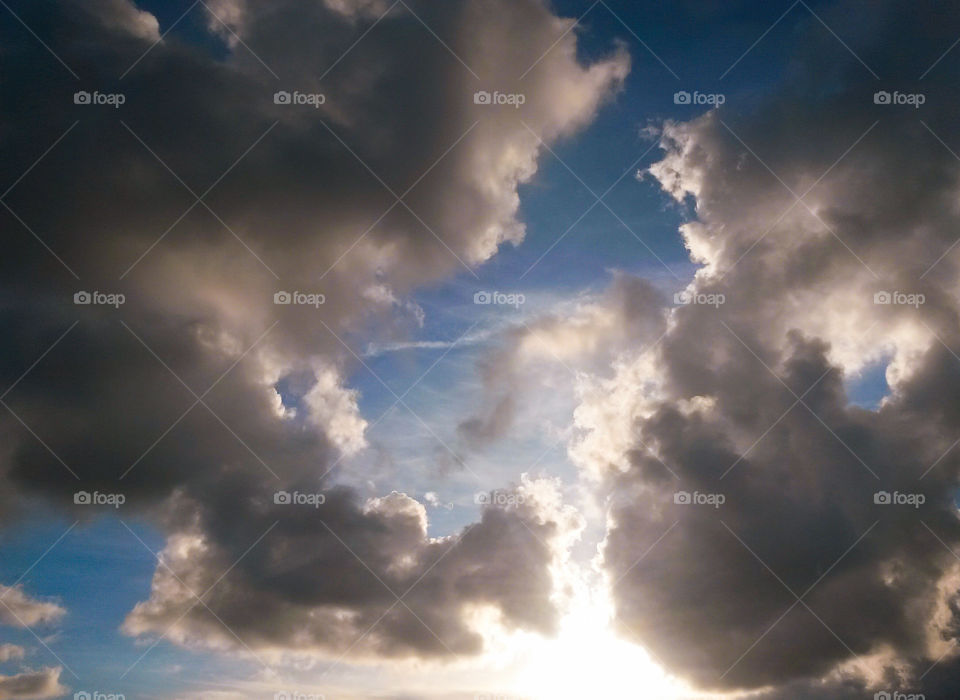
[
  {"xmin": 0, "ymin": 0, "xmax": 624, "ymax": 664},
  {"xmin": 561, "ymin": 0, "xmax": 960, "ymax": 694}
]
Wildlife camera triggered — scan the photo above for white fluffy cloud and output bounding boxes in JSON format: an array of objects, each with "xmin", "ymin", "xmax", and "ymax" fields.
[{"xmin": 0, "ymin": 588, "xmax": 65, "ymax": 629}]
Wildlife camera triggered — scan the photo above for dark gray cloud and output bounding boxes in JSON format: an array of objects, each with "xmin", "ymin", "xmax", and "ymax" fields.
[
  {"xmin": 603, "ymin": 332, "xmax": 960, "ymax": 690},
  {"xmin": 0, "ymin": 0, "xmax": 625, "ymax": 663},
  {"xmin": 123, "ymin": 480, "xmax": 571, "ymax": 659},
  {"xmin": 558, "ymin": 0, "xmax": 960, "ymax": 694}
]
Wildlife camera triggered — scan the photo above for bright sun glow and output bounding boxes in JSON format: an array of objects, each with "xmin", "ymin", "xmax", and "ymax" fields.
[{"xmin": 508, "ymin": 579, "xmax": 695, "ymax": 700}]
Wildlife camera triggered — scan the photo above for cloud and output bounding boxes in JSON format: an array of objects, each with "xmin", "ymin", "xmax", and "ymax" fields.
[
  {"xmin": 19, "ymin": 0, "xmax": 960, "ymax": 694},
  {"xmin": 0, "ymin": 588, "xmax": 65, "ymax": 628},
  {"xmin": 82, "ymin": 0, "xmax": 160, "ymax": 40},
  {"xmin": 0, "ymin": 593, "xmax": 63, "ymax": 700},
  {"xmin": 122, "ymin": 478, "xmax": 579, "ymax": 659},
  {"xmin": 0, "ymin": 0, "xmax": 625, "ymax": 663},
  {"xmin": 557, "ymin": 0, "xmax": 960, "ymax": 694},
  {"xmin": 0, "ymin": 667, "xmax": 65, "ymax": 700},
  {"xmin": 362, "ymin": 332, "xmax": 488, "ymax": 358},
  {"xmin": 457, "ymin": 273, "xmax": 666, "ymax": 450},
  {"xmin": 423, "ymin": 492, "xmax": 453, "ymax": 510},
  {"xmin": 0, "ymin": 645, "xmax": 24, "ymax": 663}
]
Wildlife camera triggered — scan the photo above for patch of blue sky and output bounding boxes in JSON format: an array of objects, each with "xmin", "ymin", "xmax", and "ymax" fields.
[
  {"xmin": 845, "ymin": 356, "xmax": 891, "ymax": 410},
  {"xmin": 0, "ymin": 512, "xmax": 221, "ymax": 698}
]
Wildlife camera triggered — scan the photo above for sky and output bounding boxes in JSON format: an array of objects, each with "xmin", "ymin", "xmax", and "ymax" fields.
[{"xmin": 1, "ymin": 0, "xmax": 960, "ymax": 699}]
